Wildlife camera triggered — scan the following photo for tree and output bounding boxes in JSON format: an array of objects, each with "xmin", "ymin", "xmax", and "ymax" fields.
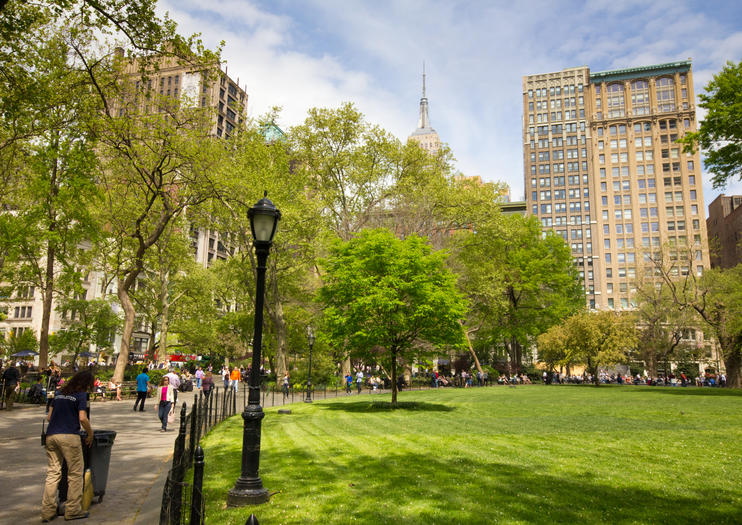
[
  {"xmin": 650, "ymin": 247, "xmax": 742, "ymax": 387},
  {"xmin": 634, "ymin": 276, "xmax": 698, "ymax": 377},
  {"xmin": 680, "ymin": 60, "xmax": 742, "ymax": 189},
  {"xmin": 0, "ymin": 26, "xmax": 101, "ymax": 369},
  {"xmin": 541, "ymin": 310, "xmax": 637, "ymax": 385},
  {"xmin": 49, "ymin": 297, "xmax": 120, "ymax": 365},
  {"xmin": 453, "ymin": 213, "xmax": 583, "ymax": 374},
  {"xmin": 2, "ymin": 329, "xmax": 39, "ymax": 358},
  {"xmin": 319, "ymin": 229, "xmax": 467, "ymax": 406}
]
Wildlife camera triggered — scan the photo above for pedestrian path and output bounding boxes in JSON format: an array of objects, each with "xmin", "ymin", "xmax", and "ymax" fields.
[
  {"xmin": 0, "ymin": 385, "xmax": 390, "ymax": 523},
  {"xmin": 0, "ymin": 392, "xmax": 197, "ymax": 524}
]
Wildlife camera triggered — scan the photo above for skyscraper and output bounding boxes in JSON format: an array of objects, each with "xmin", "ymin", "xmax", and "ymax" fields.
[
  {"xmin": 523, "ymin": 60, "xmax": 710, "ymax": 310},
  {"xmin": 409, "ymin": 63, "xmax": 441, "ymax": 155}
]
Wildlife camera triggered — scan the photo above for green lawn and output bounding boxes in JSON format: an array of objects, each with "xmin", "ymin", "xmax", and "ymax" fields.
[{"xmin": 199, "ymin": 385, "xmax": 742, "ymax": 524}]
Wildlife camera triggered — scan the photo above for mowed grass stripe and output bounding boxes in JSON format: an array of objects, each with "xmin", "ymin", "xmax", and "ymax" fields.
[{"xmin": 200, "ymin": 385, "xmax": 742, "ymax": 524}]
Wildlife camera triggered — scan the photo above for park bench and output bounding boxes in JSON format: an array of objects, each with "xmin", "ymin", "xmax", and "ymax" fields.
[{"xmin": 90, "ymin": 381, "xmax": 143, "ymax": 401}]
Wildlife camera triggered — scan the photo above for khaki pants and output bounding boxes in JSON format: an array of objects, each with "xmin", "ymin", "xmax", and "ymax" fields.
[
  {"xmin": 42, "ymin": 434, "xmax": 84, "ymax": 520},
  {"xmin": 3, "ymin": 384, "xmax": 17, "ymax": 410}
]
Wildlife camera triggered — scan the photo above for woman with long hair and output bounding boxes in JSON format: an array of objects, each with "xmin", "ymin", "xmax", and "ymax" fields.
[
  {"xmin": 157, "ymin": 376, "xmax": 175, "ymax": 432},
  {"xmin": 41, "ymin": 370, "xmax": 95, "ymax": 522}
]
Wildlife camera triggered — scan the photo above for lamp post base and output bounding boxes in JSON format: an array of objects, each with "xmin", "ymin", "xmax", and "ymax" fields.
[{"xmin": 227, "ymin": 484, "xmax": 270, "ymax": 507}]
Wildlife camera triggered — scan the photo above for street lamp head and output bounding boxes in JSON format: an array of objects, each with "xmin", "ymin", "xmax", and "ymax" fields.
[
  {"xmin": 248, "ymin": 191, "xmax": 282, "ymax": 243},
  {"xmin": 307, "ymin": 325, "xmax": 315, "ymax": 346}
]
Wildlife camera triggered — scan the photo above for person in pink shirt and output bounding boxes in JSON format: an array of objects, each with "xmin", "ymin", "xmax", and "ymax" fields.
[{"xmin": 157, "ymin": 377, "xmax": 175, "ymax": 432}]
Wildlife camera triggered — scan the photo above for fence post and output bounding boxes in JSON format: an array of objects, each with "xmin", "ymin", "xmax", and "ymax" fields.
[
  {"xmin": 190, "ymin": 446, "xmax": 205, "ymax": 525},
  {"xmin": 170, "ymin": 402, "xmax": 188, "ymax": 525},
  {"xmin": 246, "ymin": 514, "xmax": 259, "ymax": 525},
  {"xmin": 195, "ymin": 393, "xmax": 203, "ymax": 449},
  {"xmin": 233, "ymin": 385, "xmax": 237, "ymax": 416}
]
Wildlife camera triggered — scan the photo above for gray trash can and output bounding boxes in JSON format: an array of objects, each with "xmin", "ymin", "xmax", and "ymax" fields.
[{"xmin": 81, "ymin": 430, "xmax": 117, "ymax": 502}]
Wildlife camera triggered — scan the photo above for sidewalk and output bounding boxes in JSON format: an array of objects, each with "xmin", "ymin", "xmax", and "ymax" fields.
[
  {"xmin": 0, "ymin": 384, "xmax": 390, "ymax": 523},
  {"xmin": 0, "ymin": 391, "xmax": 196, "ymax": 524}
]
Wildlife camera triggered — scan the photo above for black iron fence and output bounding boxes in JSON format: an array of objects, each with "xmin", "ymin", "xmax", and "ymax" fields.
[{"xmin": 160, "ymin": 388, "xmax": 237, "ymax": 525}]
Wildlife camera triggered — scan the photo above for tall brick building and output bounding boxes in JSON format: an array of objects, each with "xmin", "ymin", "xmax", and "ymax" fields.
[{"xmin": 522, "ymin": 61, "xmax": 710, "ymax": 310}]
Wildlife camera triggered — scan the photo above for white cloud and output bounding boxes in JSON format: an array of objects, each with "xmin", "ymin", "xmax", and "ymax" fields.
[{"xmin": 158, "ymin": 0, "xmax": 742, "ymax": 207}]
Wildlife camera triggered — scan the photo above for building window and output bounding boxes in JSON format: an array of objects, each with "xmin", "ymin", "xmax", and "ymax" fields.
[
  {"xmin": 657, "ymin": 77, "xmax": 676, "ymax": 112},
  {"xmin": 631, "ymin": 81, "xmax": 650, "ymax": 115}
]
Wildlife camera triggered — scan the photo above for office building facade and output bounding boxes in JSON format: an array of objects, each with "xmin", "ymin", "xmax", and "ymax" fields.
[
  {"xmin": 707, "ymin": 194, "xmax": 742, "ymax": 268},
  {"xmin": 523, "ymin": 61, "xmax": 710, "ymax": 310}
]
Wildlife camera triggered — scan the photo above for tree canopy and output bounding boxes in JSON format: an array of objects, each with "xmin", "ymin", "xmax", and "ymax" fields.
[
  {"xmin": 681, "ymin": 60, "xmax": 742, "ymax": 188},
  {"xmin": 319, "ymin": 229, "xmax": 467, "ymax": 405}
]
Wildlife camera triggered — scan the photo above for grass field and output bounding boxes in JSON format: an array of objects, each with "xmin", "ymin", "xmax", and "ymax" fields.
[{"xmin": 199, "ymin": 385, "xmax": 742, "ymax": 524}]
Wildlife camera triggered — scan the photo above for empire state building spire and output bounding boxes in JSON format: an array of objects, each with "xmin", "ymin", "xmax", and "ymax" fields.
[
  {"xmin": 418, "ymin": 62, "xmax": 431, "ymax": 129},
  {"xmin": 409, "ymin": 62, "xmax": 440, "ymax": 154}
]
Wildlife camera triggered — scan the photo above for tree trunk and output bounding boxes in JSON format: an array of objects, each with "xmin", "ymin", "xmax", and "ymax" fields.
[
  {"xmin": 723, "ymin": 349, "xmax": 741, "ymax": 388},
  {"xmin": 113, "ymin": 285, "xmax": 136, "ymax": 383},
  {"xmin": 159, "ymin": 271, "xmax": 169, "ymax": 362},
  {"xmin": 269, "ymin": 277, "xmax": 288, "ymax": 378},
  {"xmin": 390, "ymin": 347, "xmax": 398, "ymax": 407},
  {"xmin": 647, "ymin": 354, "xmax": 657, "ymax": 378},
  {"xmin": 39, "ymin": 244, "xmax": 56, "ymax": 369},
  {"xmin": 588, "ymin": 357, "xmax": 600, "ymax": 386},
  {"xmin": 460, "ymin": 322, "xmax": 483, "ymax": 377},
  {"xmin": 342, "ymin": 357, "xmax": 351, "ymax": 377}
]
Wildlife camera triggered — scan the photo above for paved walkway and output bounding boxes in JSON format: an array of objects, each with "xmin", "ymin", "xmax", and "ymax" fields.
[
  {"xmin": 0, "ymin": 392, "xmax": 198, "ymax": 524},
  {"xmin": 0, "ymin": 384, "xmax": 392, "ymax": 523}
]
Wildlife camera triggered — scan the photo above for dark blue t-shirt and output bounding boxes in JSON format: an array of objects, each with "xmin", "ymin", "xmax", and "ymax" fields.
[
  {"xmin": 47, "ymin": 391, "xmax": 87, "ymax": 436},
  {"xmin": 136, "ymin": 372, "xmax": 150, "ymax": 392}
]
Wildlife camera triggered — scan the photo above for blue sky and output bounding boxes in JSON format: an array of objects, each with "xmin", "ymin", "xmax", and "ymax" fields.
[{"xmin": 159, "ymin": 0, "xmax": 742, "ymax": 211}]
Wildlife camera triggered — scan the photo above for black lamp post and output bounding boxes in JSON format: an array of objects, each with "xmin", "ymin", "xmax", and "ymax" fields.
[
  {"xmin": 227, "ymin": 192, "xmax": 281, "ymax": 507},
  {"xmin": 305, "ymin": 326, "xmax": 315, "ymax": 403}
]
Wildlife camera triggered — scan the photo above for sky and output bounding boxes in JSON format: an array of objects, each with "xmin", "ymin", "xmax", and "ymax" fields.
[{"xmin": 158, "ymin": 0, "xmax": 742, "ymax": 212}]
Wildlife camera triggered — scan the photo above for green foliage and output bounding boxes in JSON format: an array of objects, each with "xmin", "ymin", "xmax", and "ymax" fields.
[
  {"xmin": 680, "ymin": 60, "xmax": 742, "ymax": 188},
  {"xmin": 319, "ymin": 229, "xmax": 467, "ymax": 404},
  {"xmin": 3, "ymin": 329, "xmax": 39, "ymax": 356},
  {"xmin": 49, "ymin": 298, "xmax": 120, "ymax": 362},
  {"xmin": 453, "ymin": 213, "xmax": 583, "ymax": 368},
  {"xmin": 539, "ymin": 310, "xmax": 638, "ymax": 383}
]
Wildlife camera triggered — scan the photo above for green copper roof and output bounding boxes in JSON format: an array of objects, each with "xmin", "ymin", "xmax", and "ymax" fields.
[{"xmin": 590, "ymin": 60, "xmax": 691, "ymax": 83}]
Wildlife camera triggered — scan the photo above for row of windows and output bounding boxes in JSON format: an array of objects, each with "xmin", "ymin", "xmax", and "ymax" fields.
[
  {"xmin": 530, "ymin": 136, "xmax": 587, "ymax": 149},
  {"xmin": 537, "ymin": 215, "xmax": 590, "ymax": 226},
  {"xmin": 529, "ymin": 97, "xmax": 584, "ymax": 112},
  {"xmin": 539, "ymin": 201, "xmax": 589, "ymax": 213},
  {"xmin": 529, "ymin": 109, "xmax": 586, "ymax": 124},
  {"xmin": 528, "ymin": 84, "xmax": 584, "ymax": 99}
]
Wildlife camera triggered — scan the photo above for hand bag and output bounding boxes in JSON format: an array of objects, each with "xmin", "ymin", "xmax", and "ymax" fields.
[{"xmin": 167, "ymin": 406, "xmax": 175, "ymax": 424}]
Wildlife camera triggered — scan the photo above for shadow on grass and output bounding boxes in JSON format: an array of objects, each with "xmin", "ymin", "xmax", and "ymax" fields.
[
  {"xmin": 624, "ymin": 386, "xmax": 742, "ymax": 397},
  {"xmin": 318, "ymin": 400, "xmax": 455, "ymax": 413},
  {"xmin": 203, "ymin": 430, "xmax": 740, "ymax": 525}
]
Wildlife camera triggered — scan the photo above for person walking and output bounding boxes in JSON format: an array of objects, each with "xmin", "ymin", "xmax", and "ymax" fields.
[
  {"xmin": 282, "ymin": 372, "xmax": 290, "ymax": 399},
  {"xmin": 345, "ymin": 374, "xmax": 353, "ymax": 394},
  {"xmin": 230, "ymin": 367, "xmax": 240, "ymax": 393},
  {"xmin": 2, "ymin": 362, "xmax": 20, "ymax": 410},
  {"xmin": 157, "ymin": 377, "xmax": 175, "ymax": 432},
  {"xmin": 165, "ymin": 368, "xmax": 181, "ymax": 405},
  {"xmin": 133, "ymin": 367, "xmax": 150, "ymax": 412},
  {"xmin": 194, "ymin": 367, "xmax": 204, "ymax": 390},
  {"xmin": 41, "ymin": 370, "xmax": 94, "ymax": 522},
  {"xmin": 201, "ymin": 371, "xmax": 214, "ymax": 399},
  {"xmin": 222, "ymin": 366, "xmax": 230, "ymax": 390},
  {"xmin": 356, "ymin": 370, "xmax": 364, "ymax": 394}
]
